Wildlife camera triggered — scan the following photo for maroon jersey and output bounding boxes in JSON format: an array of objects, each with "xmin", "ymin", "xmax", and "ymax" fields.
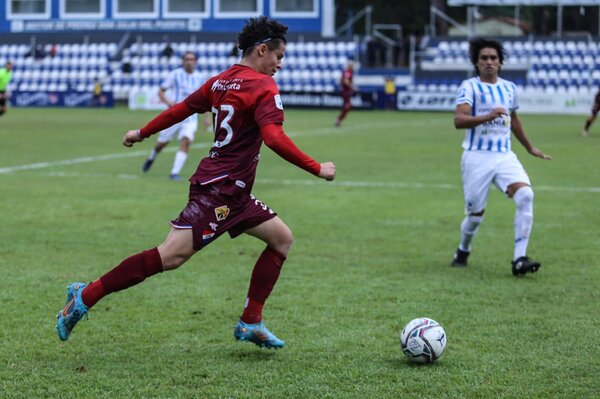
[
  {"xmin": 340, "ymin": 67, "xmax": 354, "ymax": 93},
  {"xmin": 184, "ymin": 64, "xmax": 284, "ymax": 192}
]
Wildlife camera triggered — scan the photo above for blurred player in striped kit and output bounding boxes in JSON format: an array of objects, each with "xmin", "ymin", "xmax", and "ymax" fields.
[
  {"xmin": 142, "ymin": 51, "xmax": 206, "ymax": 180},
  {"xmin": 451, "ymin": 38, "xmax": 551, "ymax": 276}
]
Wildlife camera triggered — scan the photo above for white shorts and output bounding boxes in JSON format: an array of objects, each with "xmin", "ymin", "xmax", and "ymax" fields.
[
  {"xmin": 461, "ymin": 150, "xmax": 531, "ymax": 214},
  {"xmin": 157, "ymin": 120, "xmax": 198, "ymax": 143}
]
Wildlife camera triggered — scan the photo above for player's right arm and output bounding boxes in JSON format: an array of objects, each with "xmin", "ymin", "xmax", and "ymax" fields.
[
  {"xmin": 453, "ymin": 81, "xmax": 506, "ymax": 129},
  {"xmin": 454, "ymin": 103, "xmax": 507, "ymax": 129},
  {"xmin": 123, "ymin": 80, "xmax": 212, "ymax": 147},
  {"xmin": 157, "ymin": 87, "xmax": 174, "ymax": 108},
  {"xmin": 157, "ymin": 71, "xmax": 175, "ymax": 107},
  {"xmin": 123, "ymin": 101, "xmax": 195, "ymax": 147}
]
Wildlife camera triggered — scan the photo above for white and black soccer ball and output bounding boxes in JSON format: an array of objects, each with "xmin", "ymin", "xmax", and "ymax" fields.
[{"xmin": 400, "ymin": 317, "xmax": 447, "ymax": 364}]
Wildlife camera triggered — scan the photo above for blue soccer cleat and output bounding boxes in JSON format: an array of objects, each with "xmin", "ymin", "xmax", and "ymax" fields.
[
  {"xmin": 234, "ymin": 320, "xmax": 285, "ymax": 349},
  {"xmin": 56, "ymin": 282, "xmax": 89, "ymax": 341},
  {"xmin": 169, "ymin": 173, "xmax": 183, "ymax": 181}
]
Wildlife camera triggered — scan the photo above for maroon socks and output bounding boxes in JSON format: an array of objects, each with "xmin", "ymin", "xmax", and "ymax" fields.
[
  {"xmin": 81, "ymin": 247, "xmax": 163, "ymax": 308},
  {"xmin": 241, "ymin": 246, "xmax": 286, "ymax": 324}
]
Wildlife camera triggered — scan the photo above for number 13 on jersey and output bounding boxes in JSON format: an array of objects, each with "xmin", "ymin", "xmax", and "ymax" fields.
[{"xmin": 212, "ymin": 104, "xmax": 235, "ymax": 148}]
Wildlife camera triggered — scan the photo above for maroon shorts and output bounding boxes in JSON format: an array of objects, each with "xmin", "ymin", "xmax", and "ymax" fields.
[
  {"xmin": 592, "ymin": 102, "xmax": 600, "ymax": 116},
  {"xmin": 341, "ymin": 90, "xmax": 353, "ymax": 106},
  {"xmin": 170, "ymin": 180, "xmax": 277, "ymax": 250}
]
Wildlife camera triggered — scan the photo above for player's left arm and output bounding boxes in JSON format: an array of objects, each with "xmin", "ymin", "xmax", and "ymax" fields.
[{"xmin": 510, "ymin": 111, "xmax": 551, "ymax": 160}]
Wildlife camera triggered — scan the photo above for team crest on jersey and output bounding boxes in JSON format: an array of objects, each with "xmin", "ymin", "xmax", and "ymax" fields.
[
  {"xmin": 274, "ymin": 94, "xmax": 283, "ymax": 110},
  {"xmin": 214, "ymin": 205, "xmax": 230, "ymax": 221}
]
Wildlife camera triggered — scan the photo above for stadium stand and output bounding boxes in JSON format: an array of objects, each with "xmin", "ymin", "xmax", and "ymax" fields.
[
  {"xmin": 2, "ymin": 40, "xmax": 357, "ymax": 99},
  {"xmin": 415, "ymin": 38, "xmax": 598, "ymax": 97}
]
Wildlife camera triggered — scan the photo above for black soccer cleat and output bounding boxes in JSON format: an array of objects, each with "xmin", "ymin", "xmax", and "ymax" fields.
[
  {"xmin": 142, "ymin": 158, "xmax": 154, "ymax": 173},
  {"xmin": 451, "ymin": 248, "xmax": 470, "ymax": 267},
  {"xmin": 511, "ymin": 256, "xmax": 541, "ymax": 276}
]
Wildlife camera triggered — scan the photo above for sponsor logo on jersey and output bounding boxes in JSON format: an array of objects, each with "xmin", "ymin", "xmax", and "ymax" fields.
[
  {"xmin": 274, "ymin": 94, "xmax": 283, "ymax": 110},
  {"xmin": 202, "ymin": 229, "xmax": 215, "ymax": 242},
  {"xmin": 211, "ymin": 79, "xmax": 241, "ymax": 92},
  {"xmin": 209, "ymin": 222, "xmax": 218, "ymax": 231},
  {"xmin": 214, "ymin": 205, "xmax": 230, "ymax": 221}
]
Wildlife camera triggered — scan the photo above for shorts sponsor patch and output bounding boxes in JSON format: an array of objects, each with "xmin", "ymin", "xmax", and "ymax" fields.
[{"xmin": 214, "ymin": 205, "xmax": 230, "ymax": 221}]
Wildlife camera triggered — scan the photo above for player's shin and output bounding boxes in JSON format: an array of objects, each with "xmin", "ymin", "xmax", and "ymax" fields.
[
  {"xmin": 81, "ymin": 247, "xmax": 163, "ymax": 308},
  {"xmin": 513, "ymin": 186, "xmax": 534, "ymax": 260},
  {"xmin": 171, "ymin": 151, "xmax": 188, "ymax": 175},
  {"xmin": 459, "ymin": 215, "xmax": 483, "ymax": 252},
  {"xmin": 241, "ymin": 246, "xmax": 286, "ymax": 324}
]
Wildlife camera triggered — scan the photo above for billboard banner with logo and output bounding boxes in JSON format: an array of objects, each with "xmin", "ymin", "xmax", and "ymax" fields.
[
  {"xmin": 397, "ymin": 91, "xmax": 593, "ymax": 114},
  {"xmin": 10, "ymin": 91, "xmax": 114, "ymax": 107},
  {"xmin": 129, "ymin": 87, "xmax": 376, "ymax": 110}
]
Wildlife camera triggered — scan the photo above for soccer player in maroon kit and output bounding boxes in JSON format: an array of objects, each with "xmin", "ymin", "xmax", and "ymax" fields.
[
  {"xmin": 582, "ymin": 89, "xmax": 600, "ymax": 137},
  {"xmin": 335, "ymin": 59, "xmax": 356, "ymax": 127},
  {"xmin": 56, "ymin": 16, "xmax": 336, "ymax": 349}
]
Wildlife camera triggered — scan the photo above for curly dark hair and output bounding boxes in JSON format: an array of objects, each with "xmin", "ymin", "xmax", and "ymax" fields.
[
  {"xmin": 237, "ymin": 16, "xmax": 288, "ymax": 57},
  {"xmin": 469, "ymin": 37, "xmax": 505, "ymax": 75}
]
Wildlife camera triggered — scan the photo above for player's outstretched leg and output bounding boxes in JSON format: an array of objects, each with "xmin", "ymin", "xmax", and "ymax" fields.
[
  {"xmin": 55, "ymin": 247, "xmax": 165, "ymax": 341},
  {"xmin": 56, "ymin": 283, "xmax": 89, "ymax": 341},
  {"xmin": 234, "ymin": 320, "xmax": 285, "ymax": 349}
]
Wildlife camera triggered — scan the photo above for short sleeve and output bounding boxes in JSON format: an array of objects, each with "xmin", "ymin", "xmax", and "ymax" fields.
[
  {"xmin": 456, "ymin": 80, "xmax": 473, "ymax": 107},
  {"xmin": 254, "ymin": 78, "xmax": 284, "ymax": 128},
  {"xmin": 161, "ymin": 70, "xmax": 175, "ymax": 90},
  {"xmin": 184, "ymin": 79, "xmax": 211, "ymax": 114},
  {"xmin": 510, "ymin": 83, "xmax": 519, "ymax": 112}
]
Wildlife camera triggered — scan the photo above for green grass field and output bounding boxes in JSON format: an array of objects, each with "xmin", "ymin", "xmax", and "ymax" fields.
[{"xmin": 1, "ymin": 106, "xmax": 599, "ymax": 398}]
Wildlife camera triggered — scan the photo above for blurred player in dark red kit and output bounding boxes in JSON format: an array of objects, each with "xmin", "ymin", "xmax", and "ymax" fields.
[
  {"xmin": 335, "ymin": 58, "xmax": 357, "ymax": 127},
  {"xmin": 56, "ymin": 16, "xmax": 336, "ymax": 349},
  {"xmin": 582, "ymin": 89, "xmax": 600, "ymax": 137}
]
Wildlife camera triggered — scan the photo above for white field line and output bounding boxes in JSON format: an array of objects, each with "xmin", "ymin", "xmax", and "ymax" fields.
[
  {"xmin": 0, "ymin": 118, "xmax": 435, "ymax": 175},
  {"xmin": 0, "ymin": 143, "xmax": 209, "ymax": 175},
  {"xmin": 17, "ymin": 171, "xmax": 600, "ymax": 194},
  {"xmin": 2, "ymin": 119, "xmax": 599, "ymax": 194}
]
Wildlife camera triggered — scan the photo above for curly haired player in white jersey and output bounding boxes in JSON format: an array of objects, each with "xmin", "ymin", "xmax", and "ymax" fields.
[{"xmin": 451, "ymin": 38, "xmax": 552, "ymax": 276}]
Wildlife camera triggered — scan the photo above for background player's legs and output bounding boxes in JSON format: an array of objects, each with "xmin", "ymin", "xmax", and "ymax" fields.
[
  {"xmin": 0, "ymin": 93, "xmax": 6, "ymax": 116},
  {"xmin": 240, "ymin": 216, "xmax": 293, "ymax": 324},
  {"xmin": 81, "ymin": 227, "xmax": 196, "ymax": 309},
  {"xmin": 170, "ymin": 136, "xmax": 191, "ymax": 179},
  {"xmin": 143, "ymin": 140, "xmax": 170, "ymax": 172},
  {"xmin": 507, "ymin": 183, "xmax": 534, "ymax": 261},
  {"xmin": 170, "ymin": 122, "xmax": 197, "ymax": 180},
  {"xmin": 583, "ymin": 112, "xmax": 597, "ymax": 137},
  {"xmin": 335, "ymin": 97, "xmax": 352, "ymax": 127},
  {"xmin": 203, "ymin": 111, "xmax": 212, "ymax": 132}
]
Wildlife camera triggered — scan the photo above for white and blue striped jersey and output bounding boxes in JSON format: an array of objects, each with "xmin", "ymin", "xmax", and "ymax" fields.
[
  {"xmin": 456, "ymin": 76, "xmax": 518, "ymax": 153},
  {"xmin": 161, "ymin": 67, "xmax": 206, "ymax": 122}
]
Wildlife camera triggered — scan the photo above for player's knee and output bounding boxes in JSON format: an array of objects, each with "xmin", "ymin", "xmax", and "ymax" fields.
[
  {"xmin": 273, "ymin": 227, "xmax": 294, "ymax": 257},
  {"xmin": 513, "ymin": 186, "xmax": 534, "ymax": 207},
  {"xmin": 161, "ymin": 253, "xmax": 191, "ymax": 270}
]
